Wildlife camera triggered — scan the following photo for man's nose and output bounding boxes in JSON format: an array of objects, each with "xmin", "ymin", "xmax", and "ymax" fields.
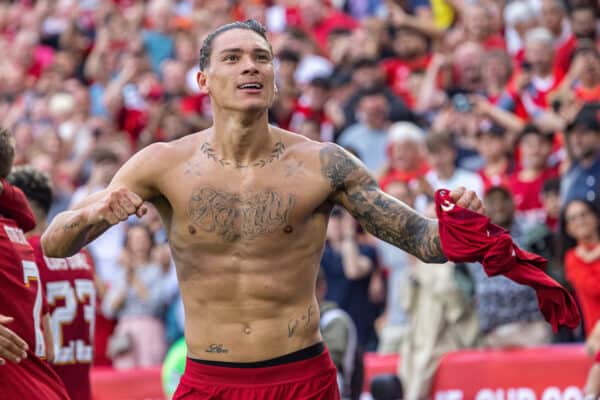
[{"xmin": 241, "ymin": 56, "xmax": 259, "ymax": 74}]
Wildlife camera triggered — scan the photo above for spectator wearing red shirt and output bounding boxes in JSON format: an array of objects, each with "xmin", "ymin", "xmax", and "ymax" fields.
[
  {"xmin": 539, "ymin": 0, "xmax": 571, "ymax": 49},
  {"xmin": 553, "ymin": 42, "xmax": 600, "ymax": 104},
  {"xmin": 512, "ymin": 28, "xmax": 565, "ymax": 119},
  {"xmin": 476, "ymin": 125, "xmax": 513, "ymax": 191},
  {"xmin": 379, "ymin": 122, "xmax": 429, "ymax": 194},
  {"xmin": 289, "ymin": 77, "xmax": 335, "ymax": 141},
  {"xmin": 381, "ymin": 27, "xmax": 431, "ymax": 109},
  {"xmin": 555, "ymin": 4, "xmax": 599, "ymax": 73},
  {"xmin": 462, "ymin": 3, "xmax": 506, "ymax": 51},
  {"xmin": 561, "ymin": 199, "xmax": 600, "ymax": 336},
  {"xmin": 297, "ymin": 0, "xmax": 358, "ymax": 55},
  {"xmin": 509, "ymin": 125, "xmax": 558, "ymax": 230}
]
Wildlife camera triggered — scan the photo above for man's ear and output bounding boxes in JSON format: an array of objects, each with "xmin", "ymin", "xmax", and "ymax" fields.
[{"xmin": 197, "ymin": 70, "xmax": 210, "ymax": 94}]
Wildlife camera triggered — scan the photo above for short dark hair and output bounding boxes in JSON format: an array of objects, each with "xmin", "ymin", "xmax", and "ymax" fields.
[
  {"xmin": 352, "ymin": 58, "xmax": 378, "ymax": 72},
  {"xmin": 7, "ymin": 165, "xmax": 53, "ymax": 215},
  {"xmin": 518, "ymin": 124, "xmax": 554, "ymax": 143},
  {"xmin": 542, "ymin": 177, "xmax": 561, "ymax": 195},
  {"xmin": 425, "ymin": 132, "xmax": 454, "ymax": 153},
  {"xmin": 0, "ymin": 127, "xmax": 14, "ymax": 178},
  {"xmin": 91, "ymin": 147, "xmax": 119, "ymax": 164},
  {"xmin": 277, "ymin": 49, "xmax": 300, "ymax": 64},
  {"xmin": 199, "ymin": 19, "xmax": 270, "ymax": 71}
]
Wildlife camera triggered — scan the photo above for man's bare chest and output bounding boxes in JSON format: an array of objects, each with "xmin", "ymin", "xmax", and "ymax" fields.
[{"xmin": 159, "ymin": 156, "xmax": 330, "ymax": 244}]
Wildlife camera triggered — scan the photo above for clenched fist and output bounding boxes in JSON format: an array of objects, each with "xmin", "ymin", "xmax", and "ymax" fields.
[
  {"xmin": 85, "ymin": 187, "xmax": 148, "ymax": 226},
  {"xmin": 449, "ymin": 187, "xmax": 484, "ymax": 214}
]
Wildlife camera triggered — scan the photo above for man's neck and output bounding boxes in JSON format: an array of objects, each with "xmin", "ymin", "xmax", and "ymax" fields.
[
  {"xmin": 28, "ymin": 221, "xmax": 47, "ymax": 238},
  {"xmin": 210, "ymin": 109, "xmax": 275, "ymax": 167}
]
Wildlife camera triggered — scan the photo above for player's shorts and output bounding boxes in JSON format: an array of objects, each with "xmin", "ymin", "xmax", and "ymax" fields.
[{"xmin": 172, "ymin": 342, "xmax": 340, "ymax": 400}]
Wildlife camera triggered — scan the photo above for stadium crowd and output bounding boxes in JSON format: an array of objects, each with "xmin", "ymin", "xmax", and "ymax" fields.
[{"xmin": 2, "ymin": 0, "xmax": 600, "ymax": 398}]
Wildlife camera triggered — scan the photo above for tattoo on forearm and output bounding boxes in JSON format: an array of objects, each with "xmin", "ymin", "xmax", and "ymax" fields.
[
  {"xmin": 205, "ymin": 344, "xmax": 229, "ymax": 354},
  {"xmin": 62, "ymin": 221, "xmax": 82, "ymax": 231},
  {"xmin": 187, "ymin": 186, "xmax": 296, "ymax": 242},
  {"xmin": 320, "ymin": 145, "xmax": 446, "ymax": 263}
]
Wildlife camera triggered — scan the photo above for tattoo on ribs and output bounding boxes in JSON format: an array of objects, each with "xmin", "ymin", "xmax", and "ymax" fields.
[
  {"xmin": 287, "ymin": 305, "xmax": 316, "ymax": 338},
  {"xmin": 200, "ymin": 141, "xmax": 286, "ymax": 169},
  {"xmin": 187, "ymin": 187, "xmax": 296, "ymax": 242},
  {"xmin": 205, "ymin": 344, "xmax": 229, "ymax": 354},
  {"xmin": 319, "ymin": 145, "xmax": 446, "ymax": 263}
]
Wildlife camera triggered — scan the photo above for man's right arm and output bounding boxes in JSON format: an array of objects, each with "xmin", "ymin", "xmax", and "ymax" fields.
[{"xmin": 41, "ymin": 143, "xmax": 167, "ymax": 257}]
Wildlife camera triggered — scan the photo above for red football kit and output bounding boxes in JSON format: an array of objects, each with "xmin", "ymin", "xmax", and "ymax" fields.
[
  {"xmin": 29, "ymin": 235, "xmax": 96, "ymax": 400},
  {"xmin": 0, "ymin": 180, "xmax": 69, "ymax": 399}
]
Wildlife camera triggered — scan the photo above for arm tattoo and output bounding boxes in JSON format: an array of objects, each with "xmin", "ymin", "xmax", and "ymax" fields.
[
  {"xmin": 62, "ymin": 221, "xmax": 82, "ymax": 231},
  {"xmin": 320, "ymin": 145, "xmax": 446, "ymax": 263},
  {"xmin": 187, "ymin": 187, "xmax": 296, "ymax": 242},
  {"xmin": 205, "ymin": 344, "xmax": 229, "ymax": 354}
]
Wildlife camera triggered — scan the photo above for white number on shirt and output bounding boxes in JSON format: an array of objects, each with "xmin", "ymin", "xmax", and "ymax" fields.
[
  {"xmin": 46, "ymin": 279, "xmax": 96, "ymax": 364},
  {"xmin": 22, "ymin": 260, "xmax": 45, "ymax": 358}
]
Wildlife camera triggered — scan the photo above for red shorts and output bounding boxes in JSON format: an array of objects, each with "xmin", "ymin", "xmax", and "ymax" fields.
[{"xmin": 173, "ymin": 344, "xmax": 340, "ymax": 400}]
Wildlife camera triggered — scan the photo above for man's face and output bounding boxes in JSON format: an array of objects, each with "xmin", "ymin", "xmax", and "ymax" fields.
[
  {"xmin": 352, "ymin": 66, "xmax": 383, "ymax": 89},
  {"xmin": 572, "ymin": 9, "xmax": 597, "ymax": 40},
  {"xmin": 197, "ymin": 29, "xmax": 276, "ymax": 112},
  {"xmin": 568, "ymin": 126, "xmax": 600, "ymax": 160},
  {"xmin": 525, "ymin": 40, "xmax": 554, "ymax": 74},
  {"xmin": 484, "ymin": 191, "xmax": 514, "ymax": 228},
  {"xmin": 427, "ymin": 146, "xmax": 455, "ymax": 173},
  {"xmin": 358, "ymin": 94, "xmax": 388, "ymax": 128},
  {"xmin": 393, "ymin": 30, "xmax": 427, "ymax": 59},
  {"xmin": 540, "ymin": 0, "xmax": 564, "ymax": 33},
  {"xmin": 519, "ymin": 134, "xmax": 552, "ymax": 170},
  {"xmin": 465, "ymin": 5, "xmax": 490, "ymax": 40}
]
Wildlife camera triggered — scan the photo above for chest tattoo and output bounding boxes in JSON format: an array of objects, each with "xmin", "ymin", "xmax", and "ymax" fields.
[{"xmin": 187, "ymin": 187, "xmax": 296, "ymax": 241}]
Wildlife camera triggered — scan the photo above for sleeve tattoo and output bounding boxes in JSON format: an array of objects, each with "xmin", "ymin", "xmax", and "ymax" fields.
[{"xmin": 320, "ymin": 144, "xmax": 447, "ymax": 263}]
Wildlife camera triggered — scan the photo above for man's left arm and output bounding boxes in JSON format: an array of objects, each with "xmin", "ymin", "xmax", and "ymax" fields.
[{"xmin": 320, "ymin": 144, "xmax": 482, "ymax": 263}]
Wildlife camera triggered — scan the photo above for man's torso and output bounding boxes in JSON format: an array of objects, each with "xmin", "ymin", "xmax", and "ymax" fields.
[{"xmin": 148, "ymin": 128, "xmax": 337, "ymax": 361}]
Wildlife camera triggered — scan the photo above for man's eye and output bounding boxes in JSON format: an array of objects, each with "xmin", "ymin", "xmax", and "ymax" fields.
[
  {"xmin": 224, "ymin": 55, "xmax": 238, "ymax": 61},
  {"xmin": 257, "ymin": 54, "xmax": 270, "ymax": 61}
]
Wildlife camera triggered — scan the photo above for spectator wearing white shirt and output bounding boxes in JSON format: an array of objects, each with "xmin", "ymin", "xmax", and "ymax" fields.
[{"xmin": 424, "ymin": 133, "xmax": 484, "ymax": 198}]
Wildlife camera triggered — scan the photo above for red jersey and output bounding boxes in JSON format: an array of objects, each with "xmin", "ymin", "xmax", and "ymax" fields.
[
  {"xmin": 29, "ymin": 235, "xmax": 96, "ymax": 400},
  {"xmin": 0, "ymin": 182, "xmax": 69, "ymax": 400},
  {"xmin": 509, "ymin": 167, "xmax": 559, "ymax": 228},
  {"xmin": 381, "ymin": 55, "xmax": 431, "ymax": 109}
]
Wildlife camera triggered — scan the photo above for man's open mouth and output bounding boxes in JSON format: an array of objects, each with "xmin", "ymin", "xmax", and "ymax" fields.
[{"xmin": 237, "ymin": 83, "xmax": 263, "ymax": 89}]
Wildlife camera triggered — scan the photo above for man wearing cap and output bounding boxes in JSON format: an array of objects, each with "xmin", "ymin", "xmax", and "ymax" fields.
[{"xmin": 562, "ymin": 102, "xmax": 600, "ymax": 204}]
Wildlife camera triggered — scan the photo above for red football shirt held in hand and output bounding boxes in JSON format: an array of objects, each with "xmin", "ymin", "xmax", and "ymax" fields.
[{"xmin": 434, "ymin": 189, "xmax": 580, "ymax": 332}]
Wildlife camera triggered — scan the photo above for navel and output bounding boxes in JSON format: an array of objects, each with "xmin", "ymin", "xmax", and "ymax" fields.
[
  {"xmin": 243, "ymin": 325, "xmax": 252, "ymax": 335},
  {"xmin": 188, "ymin": 225, "xmax": 197, "ymax": 235},
  {"xmin": 283, "ymin": 225, "xmax": 293, "ymax": 234}
]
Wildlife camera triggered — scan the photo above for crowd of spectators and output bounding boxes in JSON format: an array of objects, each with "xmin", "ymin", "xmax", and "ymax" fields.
[{"xmin": 4, "ymin": 0, "xmax": 600, "ymax": 397}]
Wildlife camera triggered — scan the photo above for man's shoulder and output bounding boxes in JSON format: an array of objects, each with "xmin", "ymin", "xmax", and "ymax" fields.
[
  {"xmin": 276, "ymin": 126, "xmax": 334, "ymax": 157},
  {"xmin": 140, "ymin": 132, "xmax": 205, "ymax": 158}
]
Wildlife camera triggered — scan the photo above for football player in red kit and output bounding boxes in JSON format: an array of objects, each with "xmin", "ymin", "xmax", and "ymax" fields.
[
  {"xmin": 0, "ymin": 129, "xmax": 69, "ymax": 400},
  {"xmin": 9, "ymin": 166, "xmax": 96, "ymax": 400}
]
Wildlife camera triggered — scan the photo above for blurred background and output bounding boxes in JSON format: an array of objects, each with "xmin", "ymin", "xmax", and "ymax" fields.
[{"xmin": 4, "ymin": 0, "xmax": 600, "ymax": 398}]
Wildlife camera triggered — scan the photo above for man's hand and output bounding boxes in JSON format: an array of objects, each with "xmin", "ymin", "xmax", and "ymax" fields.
[
  {"xmin": 0, "ymin": 315, "xmax": 28, "ymax": 365},
  {"xmin": 449, "ymin": 187, "xmax": 484, "ymax": 214},
  {"xmin": 84, "ymin": 187, "xmax": 148, "ymax": 226}
]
